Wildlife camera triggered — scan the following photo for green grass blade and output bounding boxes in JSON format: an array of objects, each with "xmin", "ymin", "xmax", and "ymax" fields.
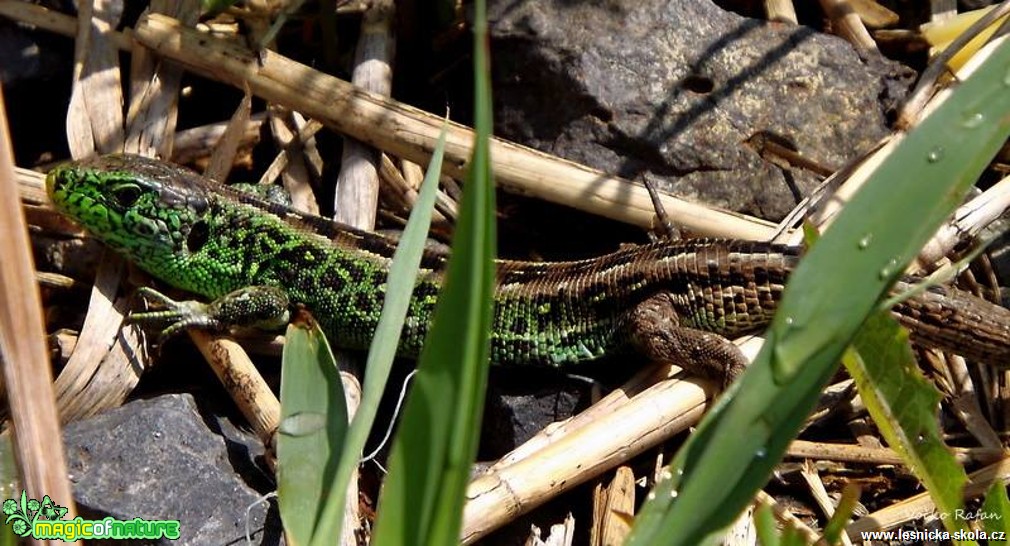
[
  {"xmin": 822, "ymin": 484, "xmax": 859, "ymax": 545},
  {"xmin": 780, "ymin": 527, "xmax": 808, "ymax": 546},
  {"xmin": 754, "ymin": 504, "xmax": 780, "ymax": 546},
  {"xmin": 370, "ymin": 0, "xmax": 495, "ymax": 542},
  {"xmin": 306, "ymin": 126, "xmax": 449, "ymax": 544},
  {"xmin": 277, "ymin": 315, "xmax": 348, "ymax": 546},
  {"xmin": 628, "ymin": 37, "xmax": 1010, "ymax": 545}
]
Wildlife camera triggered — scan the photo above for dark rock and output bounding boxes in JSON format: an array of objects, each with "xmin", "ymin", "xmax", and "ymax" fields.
[
  {"xmin": 63, "ymin": 394, "xmax": 282, "ymax": 545},
  {"xmin": 481, "ymin": 369, "xmax": 594, "ymax": 459},
  {"xmin": 489, "ymin": 0, "xmax": 915, "ymax": 222}
]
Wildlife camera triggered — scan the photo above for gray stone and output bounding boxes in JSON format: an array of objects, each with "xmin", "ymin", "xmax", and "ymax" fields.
[
  {"xmin": 489, "ymin": 0, "xmax": 915, "ymax": 222},
  {"xmin": 64, "ymin": 394, "xmax": 281, "ymax": 545},
  {"xmin": 482, "ymin": 372, "xmax": 592, "ymax": 459}
]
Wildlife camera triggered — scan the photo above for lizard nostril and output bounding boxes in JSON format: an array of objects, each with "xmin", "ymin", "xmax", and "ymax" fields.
[{"xmin": 189, "ymin": 195, "xmax": 209, "ymax": 215}]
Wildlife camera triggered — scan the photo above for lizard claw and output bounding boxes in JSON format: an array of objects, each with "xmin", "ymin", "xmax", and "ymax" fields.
[
  {"xmin": 128, "ymin": 285, "xmax": 291, "ymax": 344},
  {"xmin": 128, "ymin": 286, "xmax": 221, "ymax": 343}
]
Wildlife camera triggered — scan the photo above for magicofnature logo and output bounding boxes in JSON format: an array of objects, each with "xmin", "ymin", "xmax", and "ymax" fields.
[
  {"xmin": 3, "ymin": 490, "xmax": 180, "ymax": 541},
  {"xmin": 3, "ymin": 490, "xmax": 67, "ymax": 537}
]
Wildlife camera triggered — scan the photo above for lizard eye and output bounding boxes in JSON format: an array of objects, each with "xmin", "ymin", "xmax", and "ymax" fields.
[{"xmin": 111, "ymin": 184, "xmax": 143, "ymax": 208}]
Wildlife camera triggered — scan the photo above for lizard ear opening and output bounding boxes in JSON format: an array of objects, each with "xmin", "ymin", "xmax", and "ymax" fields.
[{"xmin": 187, "ymin": 220, "xmax": 209, "ymax": 253}]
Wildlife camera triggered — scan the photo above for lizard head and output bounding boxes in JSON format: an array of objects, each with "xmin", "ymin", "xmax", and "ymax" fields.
[{"xmin": 46, "ymin": 154, "xmax": 213, "ymax": 281}]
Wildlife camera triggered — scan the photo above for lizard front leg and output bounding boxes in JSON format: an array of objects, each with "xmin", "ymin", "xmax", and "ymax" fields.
[
  {"xmin": 624, "ymin": 292, "xmax": 749, "ymax": 388},
  {"xmin": 129, "ymin": 286, "xmax": 291, "ymax": 342}
]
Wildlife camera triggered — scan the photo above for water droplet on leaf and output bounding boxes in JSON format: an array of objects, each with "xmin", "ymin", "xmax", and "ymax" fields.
[
  {"xmin": 879, "ymin": 258, "xmax": 898, "ymax": 280},
  {"xmin": 961, "ymin": 111, "xmax": 984, "ymax": 128},
  {"xmin": 279, "ymin": 412, "xmax": 326, "ymax": 436}
]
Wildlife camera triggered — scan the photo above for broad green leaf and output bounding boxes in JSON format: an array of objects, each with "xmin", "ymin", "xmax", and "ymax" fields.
[
  {"xmin": 845, "ymin": 313, "xmax": 970, "ymax": 540},
  {"xmin": 0, "ymin": 522, "xmax": 13, "ymax": 546},
  {"xmin": 306, "ymin": 126, "xmax": 450, "ymax": 543},
  {"xmin": 628, "ymin": 36, "xmax": 1010, "ymax": 545},
  {"xmin": 0, "ymin": 444, "xmax": 19, "ymax": 546},
  {"xmin": 370, "ymin": 0, "xmax": 496, "ymax": 542},
  {"xmin": 277, "ymin": 317, "xmax": 347, "ymax": 546},
  {"xmin": 981, "ymin": 482, "xmax": 1010, "ymax": 536}
]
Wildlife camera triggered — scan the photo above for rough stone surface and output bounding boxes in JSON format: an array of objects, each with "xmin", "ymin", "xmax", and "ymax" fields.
[
  {"xmin": 489, "ymin": 0, "xmax": 915, "ymax": 222},
  {"xmin": 63, "ymin": 394, "xmax": 282, "ymax": 545},
  {"xmin": 481, "ymin": 370, "xmax": 593, "ymax": 459}
]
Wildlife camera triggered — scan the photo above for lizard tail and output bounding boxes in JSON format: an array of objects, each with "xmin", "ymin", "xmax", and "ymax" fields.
[{"xmin": 891, "ymin": 282, "xmax": 1010, "ymax": 366}]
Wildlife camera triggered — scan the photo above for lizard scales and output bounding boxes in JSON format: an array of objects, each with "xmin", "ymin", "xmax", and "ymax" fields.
[{"xmin": 45, "ymin": 154, "xmax": 1010, "ymax": 380}]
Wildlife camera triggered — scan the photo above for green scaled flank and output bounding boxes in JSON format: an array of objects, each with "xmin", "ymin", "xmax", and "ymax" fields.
[
  {"xmin": 46, "ymin": 154, "xmax": 802, "ymax": 368},
  {"xmin": 46, "ymin": 154, "xmax": 1010, "ymax": 377}
]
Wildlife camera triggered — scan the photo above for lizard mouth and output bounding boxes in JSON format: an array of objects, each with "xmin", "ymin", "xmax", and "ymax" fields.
[
  {"xmin": 45, "ymin": 170, "xmax": 59, "ymax": 195},
  {"xmin": 45, "ymin": 164, "xmax": 77, "ymax": 212}
]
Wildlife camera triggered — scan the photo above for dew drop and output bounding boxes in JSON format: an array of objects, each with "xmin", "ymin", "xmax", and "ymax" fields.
[
  {"xmin": 279, "ymin": 412, "xmax": 326, "ymax": 436},
  {"xmin": 647, "ymin": 491, "xmax": 657, "ymax": 501},
  {"xmin": 879, "ymin": 258, "xmax": 898, "ymax": 280},
  {"xmin": 754, "ymin": 447, "xmax": 767, "ymax": 459},
  {"xmin": 927, "ymin": 147, "xmax": 944, "ymax": 163},
  {"xmin": 858, "ymin": 234, "xmax": 873, "ymax": 249},
  {"xmin": 670, "ymin": 489, "xmax": 679, "ymax": 498},
  {"xmin": 961, "ymin": 111, "xmax": 984, "ymax": 128},
  {"xmin": 784, "ymin": 316, "xmax": 794, "ymax": 326}
]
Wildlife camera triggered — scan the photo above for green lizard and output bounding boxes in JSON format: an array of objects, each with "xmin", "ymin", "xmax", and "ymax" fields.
[{"xmin": 45, "ymin": 154, "xmax": 1010, "ymax": 383}]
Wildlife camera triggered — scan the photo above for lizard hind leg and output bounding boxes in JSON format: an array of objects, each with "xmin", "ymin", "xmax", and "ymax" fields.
[{"xmin": 624, "ymin": 292, "xmax": 749, "ymax": 388}]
